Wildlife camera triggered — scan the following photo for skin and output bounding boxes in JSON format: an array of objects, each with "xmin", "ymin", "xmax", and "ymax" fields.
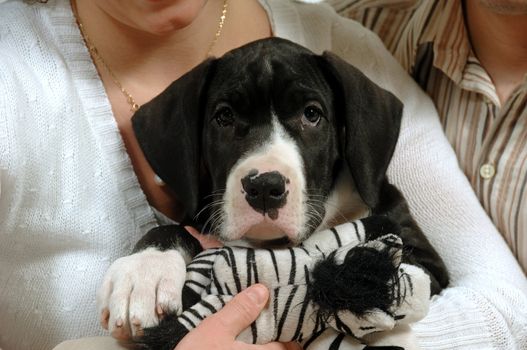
[
  {"xmin": 465, "ymin": 0, "xmax": 527, "ymax": 103},
  {"xmin": 74, "ymin": 0, "xmax": 301, "ymax": 348},
  {"xmin": 175, "ymin": 284, "xmax": 300, "ymax": 350},
  {"xmin": 82, "ymin": 0, "xmax": 524, "ymax": 348},
  {"xmin": 75, "ymin": 0, "xmax": 271, "ymax": 220}
]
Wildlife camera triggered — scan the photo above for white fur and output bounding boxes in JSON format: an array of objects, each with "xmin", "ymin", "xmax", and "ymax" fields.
[
  {"xmin": 221, "ymin": 116, "xmax": 308, "ymax": 242},
  {"xmin": 96, "ymin": 247, "xmax": 186, "ymax": 337}
]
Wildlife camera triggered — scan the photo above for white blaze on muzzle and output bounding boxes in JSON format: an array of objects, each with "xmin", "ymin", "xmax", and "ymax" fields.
[{"xmin": 221, "ymin": 117, "xmax": 307, "ymax": 242}]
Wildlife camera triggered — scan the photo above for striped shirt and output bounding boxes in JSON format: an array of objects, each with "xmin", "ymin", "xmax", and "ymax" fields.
[{"xmin": 330, "ymin": 0, "xmax": 527, "ymax": 272}]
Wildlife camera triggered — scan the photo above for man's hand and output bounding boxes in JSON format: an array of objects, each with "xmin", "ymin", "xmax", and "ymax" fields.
[{"xmin": 176, "ymin": 284, "xmax": 301, "ymax": 350}]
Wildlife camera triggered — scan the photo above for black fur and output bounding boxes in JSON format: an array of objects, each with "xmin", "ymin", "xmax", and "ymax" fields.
[
  {"xmin": 135, "ymin": 314, "xmax": 187, "ymax": 350},
  {"xmin": 316, "ymin": 52, "xmax": 403, "ymax": 210},
  {"xmin": 130, "ymin": 37, "xmax": 449, "ymax": 348},
  {"xmin": 131, "ymin": 59, "xmax": 217, "ymax": 219},
  {"xmin": 132, "ymin": 225, "xmax": 202, "ymax": 256},
  {"xmin": 372, "ymin": 183, "xmax": 448, "ymax": 294},
  {"xmin": 308, "ymin": 237, "xmax": 401, "ymax": 319}
]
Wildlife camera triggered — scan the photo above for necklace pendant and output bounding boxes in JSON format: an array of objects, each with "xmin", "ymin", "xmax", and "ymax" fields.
[{"xmin": 131, "ymin": 103, "xmax": 140, "ymax": 112}]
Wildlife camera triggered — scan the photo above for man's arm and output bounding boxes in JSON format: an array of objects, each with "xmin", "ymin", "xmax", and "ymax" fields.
[{"xmin": 327, "ymin": 12, "xmax": 527, "ymax": 349}]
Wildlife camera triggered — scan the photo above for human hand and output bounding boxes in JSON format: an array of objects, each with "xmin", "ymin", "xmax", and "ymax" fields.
[
  {"xmin": 184, "ymin": 226, "xmax": 223, "ymax": 249},
  {"xmin": 176, "ymin": 284, "xmax": 302, "ymax": 350}
]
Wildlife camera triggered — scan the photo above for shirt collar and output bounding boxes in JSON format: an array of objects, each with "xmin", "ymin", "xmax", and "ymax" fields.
[{"xmin": 419, "ymin": 0, "xmax": 470, "ymax": 85}]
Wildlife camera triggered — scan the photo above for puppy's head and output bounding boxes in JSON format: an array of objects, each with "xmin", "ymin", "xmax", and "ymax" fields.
[{"xmin": 132, "ymin": 38, "xmax": 402, "ymax": 244}]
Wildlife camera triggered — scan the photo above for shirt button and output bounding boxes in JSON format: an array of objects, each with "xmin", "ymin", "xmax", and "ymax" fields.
[{"xmin": 480, "ymin": 163, "xmax": 496, "ymax": 179}]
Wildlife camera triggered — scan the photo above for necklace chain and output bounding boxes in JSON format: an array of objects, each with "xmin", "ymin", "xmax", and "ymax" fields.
[{"xmin": 72, "ymin": 0, "xmax": 228, "ymax": 112}]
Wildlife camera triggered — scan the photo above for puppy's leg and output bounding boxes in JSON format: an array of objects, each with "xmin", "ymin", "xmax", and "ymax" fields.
[
  {"xmin": 97, "ymin": 225, "xmax": 202, "ymax": 339},
  {"xmin": 371, "ymin": 182, "xmax": 449, "ymax": 295}
]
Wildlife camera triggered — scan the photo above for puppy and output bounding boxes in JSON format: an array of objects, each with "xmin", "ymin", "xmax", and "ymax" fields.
[{"xmin": 99, "ymin": 38, "xmax": 448, "ymax": 346}]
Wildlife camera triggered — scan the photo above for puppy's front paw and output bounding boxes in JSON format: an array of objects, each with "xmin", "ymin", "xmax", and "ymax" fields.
[{"xmin": 96, "ymin": 247, "xmax": 187, "ymax": 339}]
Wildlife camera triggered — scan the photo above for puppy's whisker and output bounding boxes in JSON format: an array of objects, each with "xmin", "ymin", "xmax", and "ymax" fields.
[
  {"xmin": 193, "ymin": 200, "xmax": 225, "ymax": 221},
  {"xmin": 207, "ymin": 209, "xmax": 225, "ymax": 236},
  {"xmin": 203, "ymin": 190, "xmax": 226, "ymax": 199},
  {"xmin": 309, "ymin": 198, "xmax": 353, "ymax": 225},
  {"xmin": 209, "ymin": 209, "xmax": 226, "ymax": 233},
  {"xmin": 304, "ymin": 191, "xmax": 327, "ymax": 196},
  {"xmin": 203, "ymin": 210, "xmax": 220, "ymax": 229},
  {"xmin": 210, "ymin": 213, "xmax": 225, "ymax": 237},
  {"xmin": 201, "ymin": 207, "xmax": 224, "ymax": 234}
]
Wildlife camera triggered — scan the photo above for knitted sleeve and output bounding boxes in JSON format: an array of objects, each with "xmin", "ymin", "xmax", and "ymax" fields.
[
  {"xmin": 0, "ymin": 56, "xmax": 16, "ymax": 198},
  {"xmin": 328, "ymin": 13, "xmax": 527, "ymax": 350}
]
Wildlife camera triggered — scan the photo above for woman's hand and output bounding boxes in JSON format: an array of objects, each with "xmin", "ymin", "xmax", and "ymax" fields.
[
  {"xmin": 176, "ymin": 284, "xmax": 301, "ymax": 350},
  {"xmin": 184, "ymin": 226, "xmax": 223, "ymax": 249}
]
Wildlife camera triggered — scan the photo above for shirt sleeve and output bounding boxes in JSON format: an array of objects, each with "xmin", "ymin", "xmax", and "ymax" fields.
[{"xmin": 329, "ymin": 13, "xmax": 527, "ymax": 349}]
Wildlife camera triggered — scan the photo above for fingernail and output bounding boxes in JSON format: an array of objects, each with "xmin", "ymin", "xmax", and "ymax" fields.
[
  {"xmin": 246, "ymin": 284, "xmax": 267, "ymax": 305},
  {"xmin": 115, "ymin": 318, "xmax": 123, "ymax": 327}
]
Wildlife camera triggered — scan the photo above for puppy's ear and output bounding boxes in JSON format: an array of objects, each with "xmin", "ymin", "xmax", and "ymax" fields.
[
  {"xmin": 318, "ymin": 52, "xmax": 403, "ymax": 208},
  {"xmin": 132, "ymin": 58, "xmax": 217, "ymax": 218}
]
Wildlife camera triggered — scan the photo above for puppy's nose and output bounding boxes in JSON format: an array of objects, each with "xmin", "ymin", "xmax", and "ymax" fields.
[{"xmin": 241, "ymin": 171, "xmax": 288, "ymax": 214}]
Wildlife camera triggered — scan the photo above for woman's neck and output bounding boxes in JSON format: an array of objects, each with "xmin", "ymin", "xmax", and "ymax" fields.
[
  {"xmin": 74, "ymin": 0, "xmax": 226, "ymax": 87},
  {"xmin": 74, "ymin": 0, "xmax": 271, "ymax": 105}
]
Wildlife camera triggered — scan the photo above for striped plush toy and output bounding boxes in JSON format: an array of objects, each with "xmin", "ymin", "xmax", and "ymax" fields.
[{"xmin": 138, "ymin": 217, "xmax": 431, "ymax": 350}]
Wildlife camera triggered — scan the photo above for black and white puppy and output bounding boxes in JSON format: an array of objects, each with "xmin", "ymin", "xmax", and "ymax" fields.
[{"xmin": 98, "ymin": 38, "xmax": 448, "ymax": 342}]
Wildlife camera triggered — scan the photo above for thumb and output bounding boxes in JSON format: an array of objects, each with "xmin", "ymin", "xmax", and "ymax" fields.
[
  {"xmin": 184, "ymin": 226, "xmax": 223, "ymax": 249},
  {"xmin": 203, "ymin": 284, "xmax": 269, "ymax": 337}
]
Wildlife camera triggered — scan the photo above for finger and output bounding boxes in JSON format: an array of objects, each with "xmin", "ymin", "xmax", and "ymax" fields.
[
  {"xmin": 184, "ymin": 226, "xmax": 223, "ymax": 249},
  {"xmin": 283, "ymin": 342, "xmax": 303, "ymax": 350},
  {"xmin": 108, "ymin": 277, "xmax": 133, "ymax": 340},
  {"xmin": 128, "ymin": 284, "xmax": 158, "ymax": 337},
  {"xmin": 201, "ymin": 284, "xmax": 269, "ymax": 337},
  {"xmin": 234, "ymin": 341, "xmax": 302, "ymax": 350}
]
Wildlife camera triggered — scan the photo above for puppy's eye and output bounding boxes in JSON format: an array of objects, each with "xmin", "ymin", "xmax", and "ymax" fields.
[
  {"xmin": 213, "ymin": 106, "xmax": 234, "ymax": 127},
  {"xmin": 302, "ymin": 103, "xmax": 324, "ymax": 126}
]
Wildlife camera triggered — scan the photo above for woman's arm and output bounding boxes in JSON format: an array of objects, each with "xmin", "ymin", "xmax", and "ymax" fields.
[{"xmin": 330, "ymin": 13, "xmax": 527, "ymax": 349}]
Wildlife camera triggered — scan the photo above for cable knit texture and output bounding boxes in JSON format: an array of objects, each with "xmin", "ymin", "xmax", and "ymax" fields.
[{"xmin": 0, "ymin": 0, "xmax": 526, "ymax": 349}]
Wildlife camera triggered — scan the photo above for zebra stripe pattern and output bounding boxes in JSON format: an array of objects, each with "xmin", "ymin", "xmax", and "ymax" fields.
[{"xmin": 174, "ymin": 219, "xmax": 431, "ymax": 348}]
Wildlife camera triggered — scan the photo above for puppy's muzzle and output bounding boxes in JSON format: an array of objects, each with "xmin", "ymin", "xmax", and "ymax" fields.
[{"xmin": 241, "ymin": 170, "xmax": 289, "ymax": 218}]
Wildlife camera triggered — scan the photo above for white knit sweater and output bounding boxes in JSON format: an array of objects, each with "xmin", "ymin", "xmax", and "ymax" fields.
[{"xmin": 0, "ymin": 1, "xmax": 525, "ymax": 350}]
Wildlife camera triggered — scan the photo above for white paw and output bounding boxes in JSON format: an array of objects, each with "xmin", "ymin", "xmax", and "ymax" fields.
[{"xmin": 96, "ymin": 247, "xmax": 187, "ymax": 339}]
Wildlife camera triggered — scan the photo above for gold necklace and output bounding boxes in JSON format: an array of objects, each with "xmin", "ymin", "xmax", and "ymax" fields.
[{"xmin": 72, "ymin": 0, "xmax": 229, "ymax": 112}]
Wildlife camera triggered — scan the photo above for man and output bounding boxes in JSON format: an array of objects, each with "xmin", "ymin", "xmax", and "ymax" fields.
[{"xmin": 331, "ymin": 0, "xmax": 527, "ymax": 272}]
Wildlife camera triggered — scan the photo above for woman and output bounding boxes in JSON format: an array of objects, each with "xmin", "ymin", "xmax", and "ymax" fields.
[{"xmin": 0, "ymin": 0, "xmax": 525, "ymax": 349}]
